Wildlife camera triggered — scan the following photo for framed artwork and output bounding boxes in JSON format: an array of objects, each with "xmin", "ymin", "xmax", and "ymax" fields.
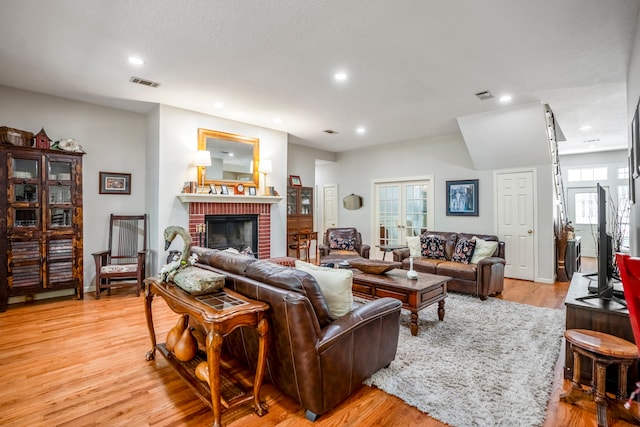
[
  {"xmin": 220, "ymin": 184, "xmax": 229, "ymax": 195},
  {"xmin": 209, "ymin": 184, "xmax": 217, "ymax": 194},
  {"xmin": 630, "ymin": 154, "xmax": 636, "ymax": 205},
  {"xmin": 289, "ymin": 175, "xmax": 302, "ymax": 186},
  {"xmin": 446, "ymin": 179, "xmax": 478, "ymax": 216},
  {"xmin": 99, "ymin": 172, "xmax": 131, "ymax": 195},
  {"xmin": 629, "ymin": 107, "xmax": 640, "ymax": 178},
  {"xmin": 248, "ymin": 186, "xmax": 257, "ymax": 196}
]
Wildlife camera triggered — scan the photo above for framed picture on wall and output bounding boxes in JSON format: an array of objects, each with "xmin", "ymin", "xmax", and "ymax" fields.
[
  {"xmin": 99, "ymin": 172, "xmax": 131, "ymax": 195},
  {"xmin": 446, "ymin": 179, "xmax": 479, "ymax": 216}
]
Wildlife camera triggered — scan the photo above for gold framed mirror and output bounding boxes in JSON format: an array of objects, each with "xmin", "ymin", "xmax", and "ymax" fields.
[{"xmin": 197, "ymin": 128, "xmax": 260, "ymax": 187}]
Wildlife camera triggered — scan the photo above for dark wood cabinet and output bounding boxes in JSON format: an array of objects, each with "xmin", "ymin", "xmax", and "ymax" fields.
[
  {"xmin": 0, "ymin": 145, "xmax": 84, "ymax": 311},
  {"xmin": 287, "ymin": 186, "xmax": 313, "ymax": 256}
]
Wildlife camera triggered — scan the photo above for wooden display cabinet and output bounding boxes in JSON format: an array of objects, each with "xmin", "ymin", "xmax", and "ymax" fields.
[
  {"xmin": 287, "ymin": 186, "xmax": 313, "ymax": 256},
  {"xmin": 0, "ymin": 145, "xmax": 84, "ymax": 311}
]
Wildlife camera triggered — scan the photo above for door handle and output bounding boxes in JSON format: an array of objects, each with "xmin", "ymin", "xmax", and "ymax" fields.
[{"xmin": 528, "ymin": 229, "xmax": 533, "ymax": 234}]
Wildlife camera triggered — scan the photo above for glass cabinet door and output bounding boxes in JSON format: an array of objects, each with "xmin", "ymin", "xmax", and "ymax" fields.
[
  {"xmin": 300, "ymin": 187, "xmax": 312, "ymax": 216},
  {"xmin": 287, "ymin": 187, "xmax": 297, "ymax": 215},
  {"xmin": 47, "ymin": 159, "xmax": 73, "ymax": 228},
  {"xmin": 9, "ymin": 156, "xmax": 40, "ymax": 228}
]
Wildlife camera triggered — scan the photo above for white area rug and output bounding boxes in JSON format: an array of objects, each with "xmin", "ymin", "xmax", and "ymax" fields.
[{"xmin": 363, "ymin": 293, "xmax": 565, "ymax": 427}]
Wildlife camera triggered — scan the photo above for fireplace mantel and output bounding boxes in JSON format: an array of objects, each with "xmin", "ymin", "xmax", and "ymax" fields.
[{"xmin": 177, "ymin": 194, "xmax": 282, "ymax": 204}]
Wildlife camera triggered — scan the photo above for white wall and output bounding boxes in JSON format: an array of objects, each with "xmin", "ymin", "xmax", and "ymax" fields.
[{"xmin": 0, "ymin": 85, "xmax": 147, "ymax": 291}]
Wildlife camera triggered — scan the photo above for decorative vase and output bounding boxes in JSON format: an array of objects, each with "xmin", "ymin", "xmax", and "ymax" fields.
[
  {"xmin": 166, "ymin": 314, "xmax": 188, "ymax": 352},
  {"xmin": 407, "ymin": 257, "xmax": 418, "ymax": 280},
  {"xmin": 174, "ymin": 327, "xmax": 198, "ymax": 362},
  {"xmin": 195, "ymin": 361, "xmax": 211, "ymax": 386}
]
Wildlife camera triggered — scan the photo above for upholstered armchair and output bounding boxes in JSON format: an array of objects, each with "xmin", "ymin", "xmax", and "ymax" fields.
[{"xmin": 318, "ymin": 227, "xmax": 370, "ymax": 263}]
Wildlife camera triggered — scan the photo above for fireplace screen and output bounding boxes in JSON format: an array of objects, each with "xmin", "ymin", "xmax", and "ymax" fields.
[{"xmin": 205, "ymin": 214, "xmax": 258, "ymax": 255}]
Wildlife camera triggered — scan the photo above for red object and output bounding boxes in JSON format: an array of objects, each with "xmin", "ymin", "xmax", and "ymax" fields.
[
  {"xmin": 34, "ymin": 127, "xmax": 51, "ymax": 149},
  {"xmin": 615, "ymin": 253, "xmax": 640, "ymax": 408}
]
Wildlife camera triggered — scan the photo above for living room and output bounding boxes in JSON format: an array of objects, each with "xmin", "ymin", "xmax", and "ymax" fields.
[{"xmin": 2, "ymin": 1, "xmax": 640, "ymax": 426}]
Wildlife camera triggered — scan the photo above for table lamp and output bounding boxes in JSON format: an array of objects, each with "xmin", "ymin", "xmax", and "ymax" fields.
[
  {"xmin": 195, "ymin": 150, "xmax": 212, "ymax": 189},
  {"xmin": 258, "ymin": 159, "xmax": 272, "ymax": 195}
]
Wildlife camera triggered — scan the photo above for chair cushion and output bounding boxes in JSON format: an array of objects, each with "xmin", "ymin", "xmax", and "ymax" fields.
[
  {"xmin": 101, "ymin": 264, "xmax": 138, "ymax": 273},
  {"xmin": 420, "ymin": 234, "xmax": 446, "ymax": 259},
  {"xmin": 329, "ymin": 235, "xmax": 356, "ymax": 251},
  {"xmin": 407, "ymin": 236, "xmax": 421, "ymax": 257},
  {"xmin": 295, "ymin": 260, "xmax": 354, "ymax": 319},
  {"xmin": 451, "ymin": 238, "xmax": 476, "ymax": 264},
  {"xmin": 471, "ymin": 237, "xmax": 499, "ymax": 264},
  {"xmin": 436, "ymin": 260, "xmax": 478, "ymax": 280}
]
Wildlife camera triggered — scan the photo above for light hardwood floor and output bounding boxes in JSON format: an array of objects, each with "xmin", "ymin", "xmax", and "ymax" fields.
[{"xmin": 0, "ymin": 258, "xmax": 638, "ymax": 426}]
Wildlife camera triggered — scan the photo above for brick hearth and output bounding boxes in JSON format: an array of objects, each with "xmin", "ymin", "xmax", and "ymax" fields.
[{"xmin": 187, "ymin": 202, "xmax": 272, "ymax": 259}]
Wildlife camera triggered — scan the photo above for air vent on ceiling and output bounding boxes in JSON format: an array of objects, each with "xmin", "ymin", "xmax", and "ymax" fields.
[
  {"xmin": 475, "ymin": 90, "xmax": 494, "ymax": 101},
  {"xmin": 130, "ymin": 76, "xmax": 160, "ymax": 88},
  {"xmin": 323, "ymin": 129, "xmax": 339, "ymax": 134}
]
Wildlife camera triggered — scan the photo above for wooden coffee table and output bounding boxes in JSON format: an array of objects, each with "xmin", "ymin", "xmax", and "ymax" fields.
[{"xmin": 352, "ymin": 268, "xmax": 450, "ymax": 336}]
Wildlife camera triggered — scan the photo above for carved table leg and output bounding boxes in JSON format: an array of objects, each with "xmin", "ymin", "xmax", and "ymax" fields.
[
  {"xmin": 206, "ymin": 331, "xmax": 224, "ymax": 427},
  {"xmin": 410, "ymin": 311, "xmax": 419, "ymax": 336},
  {"xmin": 144, "ymin": 286, "xmax": 156, "ymax": 361},
  {"xmin": 437, "ymin": 300, "xmax": 445, "ymax": 321},
  {"xmin": 253, "ymin": 316, "xmax": 269, "ymax": 416}
]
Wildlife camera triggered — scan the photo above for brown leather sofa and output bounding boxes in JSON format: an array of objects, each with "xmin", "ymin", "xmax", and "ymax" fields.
[
  {"xmin": 190, "ymin": 246, "xmax": 401, "ymax": 421},
  {"xmin": 393, "ymin": 231, "xmax": 506, "ymax": 300},
  {"xmin": 318, "ymin": 227, "xmax": 370, "ymax": 264}
]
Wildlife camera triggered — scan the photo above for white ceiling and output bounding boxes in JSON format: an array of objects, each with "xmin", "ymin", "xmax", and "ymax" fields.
[{"xmin": 0, "ymin": 0, "xmax": 638, "ymax": 155}]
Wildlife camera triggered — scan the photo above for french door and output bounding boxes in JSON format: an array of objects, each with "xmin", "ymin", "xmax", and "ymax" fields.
[{"xmin": 373, "ymin": 178, "xmax": 434, "ymax": 258}]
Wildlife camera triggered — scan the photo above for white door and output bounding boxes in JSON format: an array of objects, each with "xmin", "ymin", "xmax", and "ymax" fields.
[
  {"xmin": 322, "ymin": 183, "xmax": 338, "ymax": 235},
  {"xmin": 496, "ymin": 171, "xmax": 535, "ymax": 280},
  {"xmin": 567, "ymin": 187, "xmax": 598, "ymax": 257},
  {"xmin": 374, "ymin": 179, "xmax": 434, "ymax": 259}
]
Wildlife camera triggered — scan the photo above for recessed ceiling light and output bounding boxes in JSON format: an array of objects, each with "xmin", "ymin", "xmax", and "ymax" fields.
[
  {"xmin": 579, "ymin": 125, "xmax": 592, "ymax": 131},
  {"xmin": 128, "ymin": 56, "xmax": 144, "ymax": 65},
  {"xmin": 356, "ymin": 127, "xmax": 366, "ymax": 134},
  {"xmin": 334, "ymin": 72, "xmax": 348, "ymax": 81},
  {"xmin": 499, "ymin": 95, "xmax": 512, "ymax": 103},
  {"xmin": 213, "ymin": 102, "xmax": 224, "ymax": 109},
  {"xmin": 274, "ymin": 117, "xmax": 282, "ymax": 124}
]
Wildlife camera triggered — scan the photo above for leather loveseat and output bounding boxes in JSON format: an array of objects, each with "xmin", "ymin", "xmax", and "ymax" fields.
[
  {"xmin": 393, "ymin": 231, "xmax": 506, "ymax": 300},
  {"xmin": 189, "ymin": 246, "xmax": 401, "ymax": 421},
  {"xmin": 318, "ymin": 227, "xmax": 370, "ymax": 264}
]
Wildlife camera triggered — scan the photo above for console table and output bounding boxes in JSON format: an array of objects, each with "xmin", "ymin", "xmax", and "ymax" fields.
[
  {"xmin": 144, "ymin": 277, "xmax": 270, "ymax": 427},
  {"xmin": 564, "ymin": 273, "xmax": 636, "ymax": 390}
]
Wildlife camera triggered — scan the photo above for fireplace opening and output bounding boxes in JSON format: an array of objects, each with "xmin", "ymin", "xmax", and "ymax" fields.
[{"xmin": 205, "ymin": 214, "xmax": 258, "ymax": 256}]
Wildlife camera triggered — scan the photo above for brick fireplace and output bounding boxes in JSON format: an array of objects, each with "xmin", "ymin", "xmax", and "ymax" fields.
[{"xmin": 186, "ymin": 201, "xmax": 272, "ymax": 259}]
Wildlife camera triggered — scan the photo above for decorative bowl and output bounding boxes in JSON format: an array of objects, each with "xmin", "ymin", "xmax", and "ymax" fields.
[{"xmin": 348, "ymin": 259, "xmax": 402, "ymax": 274}]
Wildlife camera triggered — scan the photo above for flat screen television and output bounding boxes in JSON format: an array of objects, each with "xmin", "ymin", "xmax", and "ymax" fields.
[{"xmin": 577, "ymin": 183, "xmax": 625, "ymax": 306}]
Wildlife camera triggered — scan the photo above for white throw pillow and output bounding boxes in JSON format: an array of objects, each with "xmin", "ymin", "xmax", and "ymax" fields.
[
  {"xmin": 407, "ymin": 236, "xmax": 421, "ymax": 257},
  {"xmin": 295, "ymin": 260, "xmax": 354, "ymax": 319},
  {"xmin": 470, "ymin": 237, "xmax": 499, "ymax": 264}
]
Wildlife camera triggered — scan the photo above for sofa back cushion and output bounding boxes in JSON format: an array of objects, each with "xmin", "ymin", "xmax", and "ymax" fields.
[
  {"xmin": 246, "ymin": 260, "xmax": 333, "ymax": 328},
  {"xmin": 205, "ymin": 249, "xmax": 258, "ymax": 275}
]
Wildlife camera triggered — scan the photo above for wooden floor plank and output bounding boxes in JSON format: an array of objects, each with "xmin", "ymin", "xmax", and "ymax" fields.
[{"xmin": 0, "ymin": 258, "xmax": 638, "ymax": 426}]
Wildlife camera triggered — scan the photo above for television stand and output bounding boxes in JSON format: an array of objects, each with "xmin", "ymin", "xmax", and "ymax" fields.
[{"xmin": 577, "ymin": 274, "xmax": 627, "ymax": 308}]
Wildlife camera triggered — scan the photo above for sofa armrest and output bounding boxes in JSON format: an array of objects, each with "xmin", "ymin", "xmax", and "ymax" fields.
[
  {"xmin": 358, "ymin": 244, "xmax": 371, "ymax": 259},
  {"xmin": 477, "ymin": 256, "xmax": 506, "ymax": 267},
  {"xmin": 318, "ymin": 297, "xmax": 401, "ymax": 350},
  {"xmin": 318, "ymin": 244, "xmax": 330, "ymax": 257},
  {"xmin": 393, "ymin": 248, "xmax": 411, "ymax": 262}
]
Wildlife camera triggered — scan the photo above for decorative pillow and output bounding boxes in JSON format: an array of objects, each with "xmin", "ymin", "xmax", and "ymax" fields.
[
  {"xmin": 329, "ymin": 235, "xmax": 356, "ymax": 251},
  {"xmin": 471, "ymin": 237, "xmax": 499, "ymax": 264},
  {"xmin": 295, "ymin": 260, "xmax": 354, "ymax": 319},
  {"xmin": 407, "ymin": 236, "xmax": 421, "ymax": 257},
  {"xmin": 451, "ymin": 238, "xmax": 476, "ymax": 264},
  {"xmin": 420, "ymin": 234, "xmax": 446, "ymax": 259}
]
